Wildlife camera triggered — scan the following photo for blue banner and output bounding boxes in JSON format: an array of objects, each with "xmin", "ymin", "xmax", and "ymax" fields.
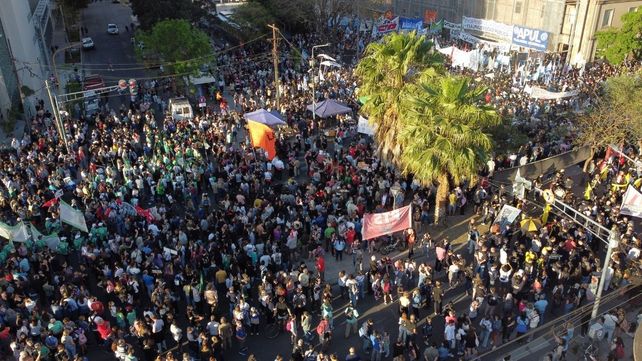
[
  {"xmin": 512, "ymin": 25, "xmax": 549, "ymax": 51},
  {"xmin": 399, "ymin": 17, "xmax": 423, "ymax": 32}
]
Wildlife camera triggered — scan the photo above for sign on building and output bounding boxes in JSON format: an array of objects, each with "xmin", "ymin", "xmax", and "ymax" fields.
[{"xmin": 512, "ymin": 25, "xmax": 550, "ymax": 51}]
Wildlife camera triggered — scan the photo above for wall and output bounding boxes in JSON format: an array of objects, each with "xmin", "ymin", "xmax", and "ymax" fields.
[{"xmin": 0, "ymin": 0, "xmax": 52, "ymax": 118}]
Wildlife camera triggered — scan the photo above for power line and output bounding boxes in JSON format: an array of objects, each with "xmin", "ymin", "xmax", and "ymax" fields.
[{"xmin": 14, "ymin": 33, "xmax": 270, "ymax": 70}]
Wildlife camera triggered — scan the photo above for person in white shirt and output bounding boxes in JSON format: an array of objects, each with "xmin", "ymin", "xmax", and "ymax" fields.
[
  {"xmin": 603, "ymin": 311, "xmax": 618, "ymax": 343},
  {"xmin": 170, "ymin": 319, "xmax": 182, "ymax": 344},
  {"xmin": 151, "ymin": 314, "xmax": 165, "ymax": 352},
  {"xmin": 444, "ymin": 320, "xmax": 456, "ymax": 350}
]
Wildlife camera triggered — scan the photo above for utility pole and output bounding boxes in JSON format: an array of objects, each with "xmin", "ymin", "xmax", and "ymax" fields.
[
  {"xmin": 45, "ymin": 80, "xmax": 69, "ymax": 153},
  {"xmin": 268, "ymin": 24, "xmax": 280, "ymax": 107}
]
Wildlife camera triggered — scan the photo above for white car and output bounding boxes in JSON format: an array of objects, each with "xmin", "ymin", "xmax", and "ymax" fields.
[
  {"xmin": 107, "ymin": 24, "xmax": 119, "ymax": 35},
  {"xmin": 81, "ymin": 37, "xmax": 95, "ymax": 50}
]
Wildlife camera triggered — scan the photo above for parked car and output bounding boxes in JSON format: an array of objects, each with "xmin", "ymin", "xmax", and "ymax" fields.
[
  {"xmin": 107, "ymin": 24, "xmax": 119, "ymax": 35},
  {"xmin": 81, "ymin": 37, "xmax": 95, "ymax": 50}
]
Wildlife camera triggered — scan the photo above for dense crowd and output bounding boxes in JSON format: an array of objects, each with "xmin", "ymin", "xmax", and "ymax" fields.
[{"xmin": 0, "ymin": 20, "xmax": 640, "ymax": 361}]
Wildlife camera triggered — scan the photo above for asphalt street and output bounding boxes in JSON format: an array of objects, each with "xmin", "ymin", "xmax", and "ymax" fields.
[{"xmin": 81, "ymin": 0, "xmax": 145, "ymax": 108}]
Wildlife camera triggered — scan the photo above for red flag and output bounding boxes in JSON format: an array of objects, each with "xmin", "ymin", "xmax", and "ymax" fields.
[
  {"xmin": 135, "ymin": 205, "xmax": 154, "ymax": 222},
  {"xmin": 41, "ymin": 198, "xmax": 58, "ymax": 208}
]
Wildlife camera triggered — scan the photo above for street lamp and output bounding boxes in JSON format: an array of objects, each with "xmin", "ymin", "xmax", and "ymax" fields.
[
  {"xmin": 310, "ymin": 43, "xmax": 331, "ymax": 123},
  {"xmin": 52, "ymin": 42, "xmax": 82, "ymax": 91},
  {"xmin": 591, "ymin": 227, "xmax": 619, "ymax": 320}
]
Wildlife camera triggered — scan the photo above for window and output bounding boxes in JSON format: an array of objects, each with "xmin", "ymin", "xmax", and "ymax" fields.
[
  {"xmin": 601, "ymin": 9, "xmax": 614, "ymax": 28},
  {"xmin": 515, "ymin": 1, "xmax": 523, "ymax": 14}
]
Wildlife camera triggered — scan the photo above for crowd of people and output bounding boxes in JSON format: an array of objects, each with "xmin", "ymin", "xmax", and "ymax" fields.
[{"xmin": 0, "ymin": 16, "xmax": 640, "ymax": 361}]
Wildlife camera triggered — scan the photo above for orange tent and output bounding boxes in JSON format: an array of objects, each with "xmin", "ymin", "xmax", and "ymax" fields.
[{"xmin": 247, "ymin": 120, "xmax": 276, "ymax": 160}]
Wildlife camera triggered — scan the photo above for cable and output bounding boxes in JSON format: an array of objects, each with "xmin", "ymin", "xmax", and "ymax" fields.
[
  {"xmin": 20, "ymin": 51, "xmax": 276, "ymax": 75},
  {"xmin": 15, "ymin": 33, "xmax": 270, "ymax": 69}
]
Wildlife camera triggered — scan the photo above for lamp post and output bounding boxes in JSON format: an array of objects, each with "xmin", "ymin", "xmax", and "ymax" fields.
[
  {"xmin": 591, "ymin": 227, "xmax": 619, "ymax": 320},
  {"xmin": 310, "ymin": 43, "xmax": 331, "ymax": 123},
  {"xmin": 52, "ymin": 42, "xmax": 82, "ymax": 91}
]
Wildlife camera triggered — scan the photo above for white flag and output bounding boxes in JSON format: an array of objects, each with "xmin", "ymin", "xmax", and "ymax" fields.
[
  {"xmin": 620, "ymin": 185, "xmax": 642, "ymax": 218},
  {"xmin": 60, "ymin": 200, "xmax": 89, "ymax": 232}
]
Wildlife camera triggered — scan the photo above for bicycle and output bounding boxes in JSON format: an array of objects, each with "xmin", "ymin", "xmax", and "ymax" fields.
[
  {"xmin": 379, "ymin": 238, "xmax": 405, "ymax": 255},
  {"xmin": 583, "ymin": 342, "xmax": 598, "ymax": 361}
]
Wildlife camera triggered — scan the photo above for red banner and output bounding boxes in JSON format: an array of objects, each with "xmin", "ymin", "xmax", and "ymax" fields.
[{"xmin": 362, "ymin": 205, "xmax": 412, "ymax": 240}]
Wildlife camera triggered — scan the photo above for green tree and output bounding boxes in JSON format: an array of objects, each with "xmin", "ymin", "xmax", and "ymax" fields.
[
  {"xmin": 595, "ymin": 7, "xmax": 642, "ymax": 65},
  {"xmin": 228, "ymin": 2, "xmax": 275, "ymax": 40},
  {"xmin": 400, "ymin": 76, "xmax": 499, "ymax": 223},
  {"xmin": 355, "ymin": 31, "xmax": 443, "ymax": 163},
  {"xmin": 131, "ymin": 0, "xmax": 200, "ymax": 30},
  {"xmin": 136, "ymin": 19, "xmax": 213, "ymax": 76},
  {"xmin": 61, "ymin": 0, "xmax": 89, "ymax": 11},
  {"xmin": 576, "ymin": 71, "xmax": 642, "ymax": 170}
]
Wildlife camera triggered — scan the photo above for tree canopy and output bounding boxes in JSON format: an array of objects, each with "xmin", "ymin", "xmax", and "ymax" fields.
[
  {"xmin": 131, "ymin": 0, "xmax": 200, "ymax": 30},
  {"xmin": 576, "ymin": 71, "xmax": 642, "ymax": 161},
  {"xmin": 356, "ymin": 32, "xmax": 498, "ymax": 221},
  {"xmin": 228, "ymin": 2, "xmax": 275, "ymax": 41},
  {"xmin": 355, "ymin": 31, "xmax": 444, "ymax": 163},
  {"xmin": 135, "ymin": 19, "xmax": 213, "ymax": 75},
  {"xmin": 595, "ymin": 7, "xmax": 642, "ymax": 65}
]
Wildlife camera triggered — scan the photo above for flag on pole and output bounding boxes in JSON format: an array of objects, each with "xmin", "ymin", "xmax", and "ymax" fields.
[
  {"xmin": 246, "ymin": 120, "xmax": 277, "ymax": 160},
  {"xmin": 135, "ymin": 205, "xmax": 154, "ymax": 223},
  {"xmin": 541, "ymin": 204, "xmax": 551, "ymax": 224},
  {"xmin": 42, "ymin": 198, "xmax": 59, "ymax": 208},
  {"xmin": 59, "ymin": 200, "xmax": 89, "ymax": 232}
]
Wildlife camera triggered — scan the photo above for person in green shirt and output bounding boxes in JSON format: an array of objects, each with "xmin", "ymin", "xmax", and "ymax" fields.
[
  {"xmin": 48, "ymin": 318, "xmax": 63, "ymax": 336},
  {"xmin": 126, "ymin": 307, "xmax": 137, "ymax": 328},
  {"xmin": 324, "ymin": 225, "xmax": 336, "ymax": 252}
]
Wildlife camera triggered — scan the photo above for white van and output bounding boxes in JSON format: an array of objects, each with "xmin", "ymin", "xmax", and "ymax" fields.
[
  {"xmin": 83, "ymin": 90, "xmax": 100, "ymax": 117},
  {"xmin": 168, "ymin": 97, "xmax": 193, "ymax": 121}
]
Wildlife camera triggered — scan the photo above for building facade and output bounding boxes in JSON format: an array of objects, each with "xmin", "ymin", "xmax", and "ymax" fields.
[
  {"xmin": 0, "ymin": 0, "xmax": 53, "ymax": 122},
  {"xmin": 388, "ymin": 0, "xmax": 641, "ymax": 63}
]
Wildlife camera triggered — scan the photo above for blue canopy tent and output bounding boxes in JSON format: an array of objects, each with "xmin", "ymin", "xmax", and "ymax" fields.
[
  {"xmin": 243, "ymin": 109, "xmax": 286, "ymax": 126},
  {"xmin": 307, "ymin": 99, "xmax": 352, "ymax": 118}
]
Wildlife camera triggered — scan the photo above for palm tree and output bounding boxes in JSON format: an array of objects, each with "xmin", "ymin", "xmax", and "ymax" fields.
[
  {"xmin": 355, "ymin": 31, "xmax": 443, "ymax": 164},
  {"xmin": 399, "ymin": 75, "xmax": 500, "ymax": 224}
]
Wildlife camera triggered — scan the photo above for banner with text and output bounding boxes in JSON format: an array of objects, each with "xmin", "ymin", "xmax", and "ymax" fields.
[
  {"xmin": 399, "ymin": 17, "xmax": 423, "ymax": 32},
  {"xmin": 494, "ymin": 205, "xmax": 522, "ymax": 231},
  {"xmin": 620, "ymin": 185, "xmax": 642, "ymax": 218},
  {"xmin": 527, "ymin": 86, "xmax": 579, "ymax": 99},
  {"xmin": 512, "ymin": 25, "xmax": 550, "ymax": 51},
  {"xmin": 373, "ymin": 17, "xmax": 400, "ymax": 35},
  {"xmin": 462, "ymin": 16, "xmax": 513, "ymax": 41},
  {"xmin": 363, "ymin": 205, "xmax": 412, "ymax": 240},
  {"xmin": 444, "ymin": 20, "xmax": 461, "ymax": 30},
  {"xmin": 357, "ymin": 115, "xmax": 375, "ymax": 136}
]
